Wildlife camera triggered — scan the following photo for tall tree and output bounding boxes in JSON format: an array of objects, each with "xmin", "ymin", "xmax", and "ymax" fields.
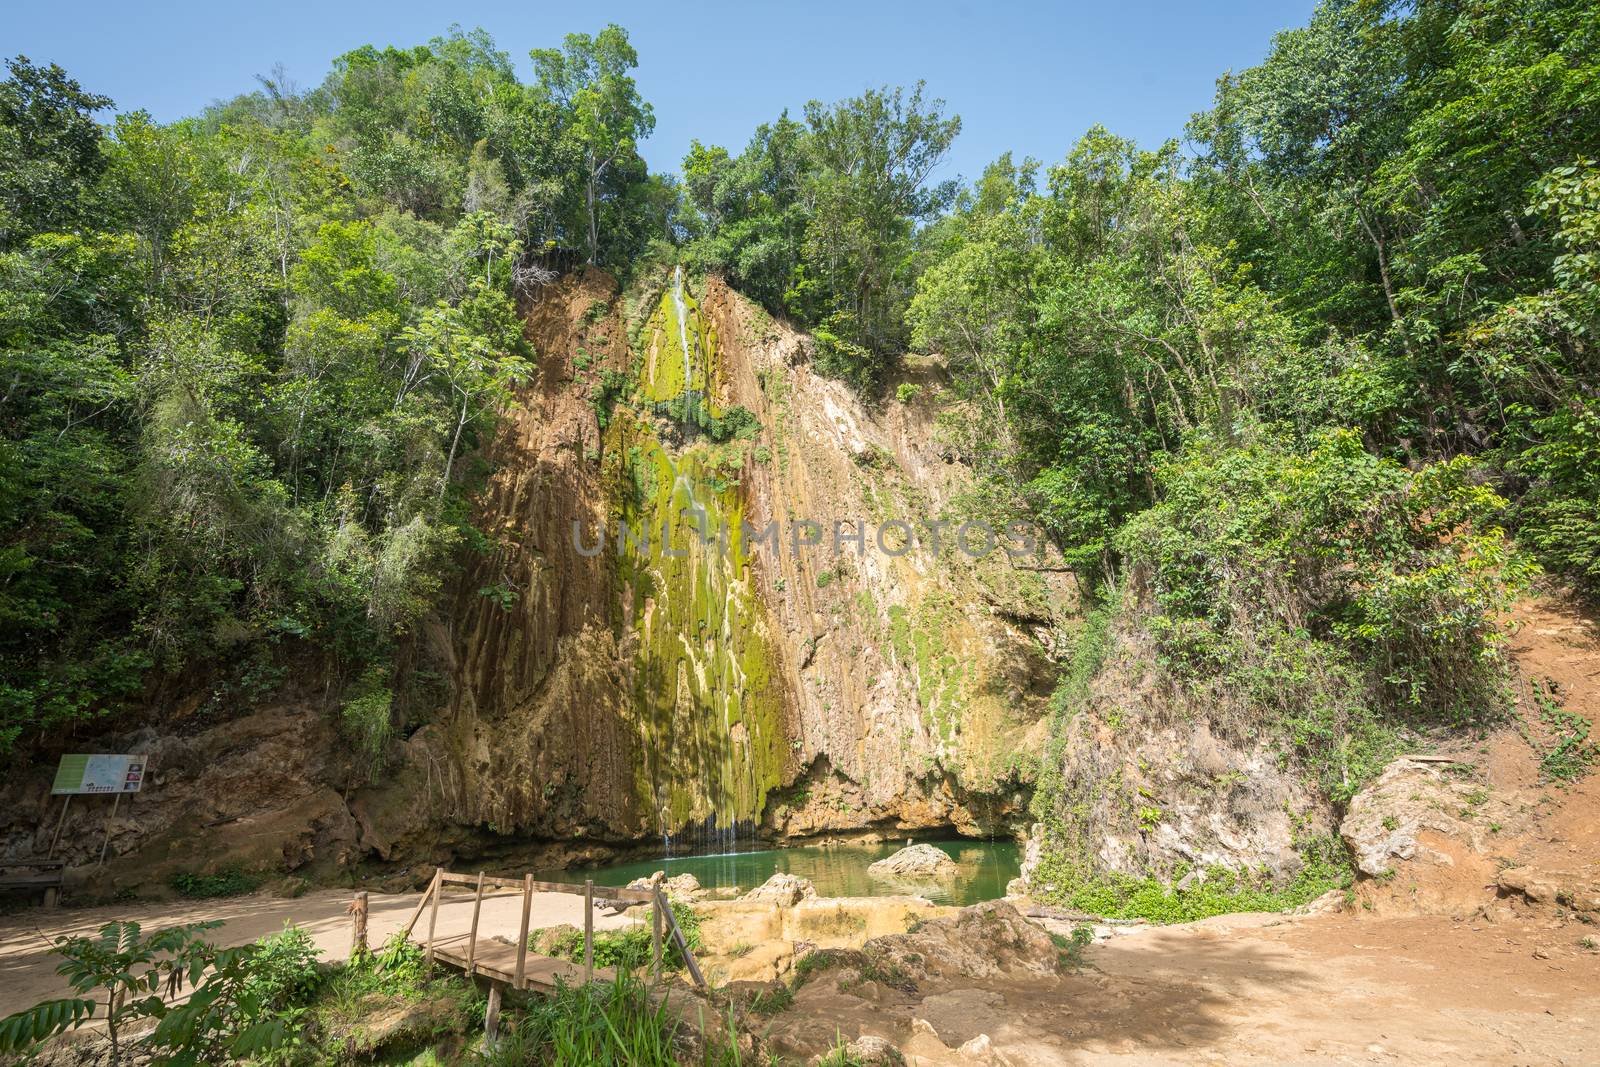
[
  {"xmin": 531, "ymin": 25, "xmax": 654, "ymax": 264},
  {"xmin": 0, "ymin": 56, "xmax": 111, "ymax": 247}
]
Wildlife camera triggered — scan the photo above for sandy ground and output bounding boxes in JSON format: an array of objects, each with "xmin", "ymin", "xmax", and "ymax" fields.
[
  {"xmin": 767, "ymin": 909, "xmax": 1600, "ymax": 1066},
  {"xmin": 0, "ymin": 886, "xmax": 639, "ymax": 1015}
]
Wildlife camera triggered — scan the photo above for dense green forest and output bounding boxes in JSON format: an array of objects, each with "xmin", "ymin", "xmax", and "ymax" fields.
[{"xmin": 3, "ymin": 0, "xmax": 1598, "ymax": 780}]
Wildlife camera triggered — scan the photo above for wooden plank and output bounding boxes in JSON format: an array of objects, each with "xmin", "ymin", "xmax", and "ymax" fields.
[
  {"xmin": 48, "ymin": 796, "xmax": 71, "ymax": 859},
  {"xmin": 583, "ymin": 879, "xmax": 594, "ymax": 983},
  {"xmin": 97, "ymin": 792, "xmax": 122, "ymax": 868},
  {"xmin": 0, "ymin": 873, "xmax": 65, "ymax": 889},
  {"xmin": 465, "ymin": 871, "xmax": 485, "ymax": 976},
  {"xmin": 400, "ymin": 871, "xmax": 439, "ymax": 939},
  {"xmin": 515, "ymin": 874, "xmax": 532, "ymax": 991},
  {"xmin": 432, "ymin": 942, "xmax": 616, "ymax": 990}
]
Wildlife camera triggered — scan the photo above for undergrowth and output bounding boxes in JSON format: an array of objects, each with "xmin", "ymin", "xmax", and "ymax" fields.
[
  {"xmin": 1030, "ymin": 839, "xmax": 1351, "ymax": 924},
  {"xmin": 531, "ymin": 900, "xmax": 703, "ymax": 971},
  {"xmin": 1530, "ymin": 679, "xmax": 1597, "ymax": 782},
  {"xmin": 169, "ymin": 867, "xmax": 262, "ymax": 899}
]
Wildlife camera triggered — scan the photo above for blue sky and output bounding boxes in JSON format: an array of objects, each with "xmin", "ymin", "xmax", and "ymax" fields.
[{"xmin": 3, "ymin": 0, "xmax": 1316, "ymax": 182}]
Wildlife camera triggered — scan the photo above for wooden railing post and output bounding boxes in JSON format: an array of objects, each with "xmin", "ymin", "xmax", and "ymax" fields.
[
  {"xmin": 484, "ymin": 985, "xmax": 502, "ymax": 1051},
  {"xmin": 583, "ymin": 878, "xmax": 595, "ymax": 983},
  {"xmin": 515, "ymin": 873, "xmax": 532, "ymax": 990},
  {"xmin": 424, "ymin": 867, "xmax": 442, "ymax": 974},
  {"xmin": 651, "ymin": 891, "xmax": 662, "ymax": 978},
  {"xmin": 465, "ymin": 870, "xmax": 485, "ymax": 976},
  {"xmin": 349, "ymin": 891, "xmax": 369, "ymax": 958}
]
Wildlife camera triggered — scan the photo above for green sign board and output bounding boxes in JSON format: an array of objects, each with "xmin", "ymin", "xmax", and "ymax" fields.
[{"xmin": 51, "ymin": 753, "xmax": 147, "ymax": 795}]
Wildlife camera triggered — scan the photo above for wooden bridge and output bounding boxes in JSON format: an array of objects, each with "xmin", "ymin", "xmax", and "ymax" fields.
[{"xmin": 398, "ymin": 868, "xmax": 706, "ymax": 992}]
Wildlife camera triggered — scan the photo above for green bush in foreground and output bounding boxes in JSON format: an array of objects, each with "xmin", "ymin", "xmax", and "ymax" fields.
[{"xmin": 0, "ymin": 920, "xmax": 297, "ymax": 1065}]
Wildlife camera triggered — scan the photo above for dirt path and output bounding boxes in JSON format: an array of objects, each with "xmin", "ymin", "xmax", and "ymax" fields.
[
  {"xmin": 0, "ymin": 887, "xmax": 638, "ymax": 1015},
  {"xmin": 767, "ymin": 910, "xmax": 1599, "ymax": 1066}
]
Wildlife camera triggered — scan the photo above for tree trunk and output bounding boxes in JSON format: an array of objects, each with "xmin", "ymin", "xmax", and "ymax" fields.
[
  {"xmin": 440, "ymin": 398, "xmax": 470, "ymax": 503},
  {"xmin": 586, "ymin": 179, "xmax": 599, "ymax": 265}
]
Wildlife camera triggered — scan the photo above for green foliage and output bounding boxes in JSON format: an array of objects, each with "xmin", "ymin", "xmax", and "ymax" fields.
[
  {"xmin": 169, "ymin": 867, "xmax": 262, "ymax": 899},
  {"xmin": 1530, "ymin": 680, "xmax": 1597, "ymax": 782},
  {"xmin": 533, "ymin": 900, "xmax": 702, "ymax": 971},
  {"xmin": 1122, "ymin": 426, "xmax": 1531, "ymax": 724},
  {"xmin": 245, "ymin": 924, "xmax": 324, "ymax": 1011},
  {"xmin": 683, "ymin": 84, "xmax": 959, "ymax": 391},
  {"xmin": 1049, "ymin": 923, "xmax": 1096, "ymax": 969},
  {"xmin": 340, "ymin": 664, "xmax": 396, "ymax": 774},
  {"xmin": 0, "ymin": 920, "xmax": 296, "ymax": 1065},
  {"xmin": 747, "ymin": 983, "xmax": 794, "ymax": 1015},
  {"xmin": 1032, "ymin": 839, "xmax": 1351, "ymax": 924},
  {"xmin": 0, "ymin": 22, "xmax": 669, "ymax": 755},
  {"xmin": 483, "ymin": 970, "xmax": 677, "ymax": 1067},
  {"xmin": 530, "ymin": 25, "xmax": 656, "ymax": 266},
  {"xmin": 0, "ymin": 56, "xmax": 111, "ymax": 243}
]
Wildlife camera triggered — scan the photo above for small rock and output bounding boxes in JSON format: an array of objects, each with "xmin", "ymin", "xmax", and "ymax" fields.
[
  {"xmin": 662, "ymin": 872, "xmax": 701, "ymax": 897},
  {"xmin": 625, "ymin": 870, "xmax": 667, "ymax": 891},
  {"xmin": 811, "ymin": 1035, "xmax": 903, "ymax": 1067},
  {"xmin": 741, "ymin": 872, "xmax": 818, "ymax": 906},
  {"xmin": 867, "ymin": 844, "xmax": 958, "ymax": 880},
  {"xmin": 958, "ymin": 1034, "xmax": 994, "ymax": 1056}
]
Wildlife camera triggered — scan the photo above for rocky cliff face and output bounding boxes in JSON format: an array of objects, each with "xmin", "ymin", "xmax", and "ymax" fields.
[
  {"xmin": 1019, "ymin": 609, "xmax": 1338, "ymax": 900},
  {"xmin": 2, "ymin": 267, "xmax": 1068, "ymax": 890},
  {"xmin": 359, "ymin": 268, "xmax": 1070, "ymax": 859}
]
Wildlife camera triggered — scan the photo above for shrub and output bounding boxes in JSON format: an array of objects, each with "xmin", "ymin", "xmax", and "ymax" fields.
[
  {"xmin": 245, "ymin": 923, "xmax": 324, "ymax": 1010},
  {"xmin": 170, "ymin": 867, "xmax": 261, "ymax": 899},
  {"xmin": 340, "ymin": 664, "xmax": 394, "ymax": 774},
  {"xmin": 1121, "ymin": 426, "xmax": 1532, "ymax": 726},
  {"xmin": 531, "ymin": 901, "xmax": 703, "ymax": 972},
  {"xmin": 0, "ymin": 920, "xmax": 296, "ymax": 1065}
]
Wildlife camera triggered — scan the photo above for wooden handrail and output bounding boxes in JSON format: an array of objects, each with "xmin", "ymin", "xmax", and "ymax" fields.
[
  {"xmin": 435, "ymin": 870, "xmax": 653, "ymax": 903},
  {"xmin": 583, "ymin": 879, "xmax": 595, "ymax": 983},
  {"xmin": 406, "ymin": 867, "xmax": 698, "ymax": 990}
]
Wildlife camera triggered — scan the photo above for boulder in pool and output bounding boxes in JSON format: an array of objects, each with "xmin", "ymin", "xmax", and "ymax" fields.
[
  {"xmin": 662, "ymin": 872, "xmax": 701, "ymax": 898},
  {"xmin": 625, "ymin": 870, "xmax": 702, "ymax": 899},
  {"xmin": 740, "ymin": 872, "xmax": 818, "ymax": 906},
  {"xmin": 868, "ymin": 844, "xmax": 958, "ymax": 880}
]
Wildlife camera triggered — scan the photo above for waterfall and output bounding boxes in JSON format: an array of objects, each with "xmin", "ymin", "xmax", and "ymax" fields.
[
  {"xmin": 673, "ymin": 264, "xmax": 693, "ymax": 395},
  {"xmin": 623, "ymin": 268, "xmax": 783, "ymax": 857}
]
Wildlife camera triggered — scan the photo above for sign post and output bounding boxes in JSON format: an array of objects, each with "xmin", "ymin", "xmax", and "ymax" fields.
[{"xmin": 47, "ymin": 754, "xmax": 148, "ymax": 867}]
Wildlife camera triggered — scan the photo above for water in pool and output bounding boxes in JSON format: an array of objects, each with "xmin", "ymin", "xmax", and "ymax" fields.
[{"xmin": 535, "ymin": 839, "xmax": 1020, "ymax": 906}]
